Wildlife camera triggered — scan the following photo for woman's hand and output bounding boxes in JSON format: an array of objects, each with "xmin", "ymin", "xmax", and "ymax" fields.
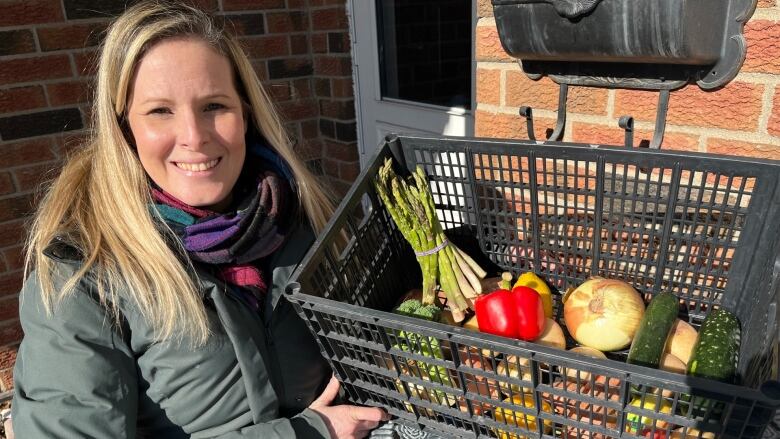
[{"xmin": 309, "ymin": 375, "xmax": 390, "ymax": 439}]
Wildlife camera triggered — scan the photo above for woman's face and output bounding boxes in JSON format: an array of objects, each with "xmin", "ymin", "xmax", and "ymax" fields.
[{"xmin": 127, "ymin": 37, "xmax": 246, "ymax": 211}]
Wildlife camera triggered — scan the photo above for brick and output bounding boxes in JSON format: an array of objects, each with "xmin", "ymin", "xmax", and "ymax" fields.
[
  {"xmin": 0, "ymin": 55, "xmax": 72, "ymax": 86},
  {"xmin": 506, "ymin": 73, "xmax": 557, "ymax": 111},
  {"xmin": 0, "ymin": 173, "xmax": 15, "ymax": 196},
  {"xmin": 324, "ymin": 140, "xmax": 358, "ymax": 162},
  {"xmin": 288, "ymin": 0, "xmax": 306, "ymax": 8},
  {"xmin": 335, "ymin": 121, "xmax": 357, "ymax": 142},
  {"xmin": 475, "ymin": 25, "xmax": 513, "ymax": 62},
  {"xmin": 319, "ymin": 119, "xmax": 335, "ymax": 138},
  {"xmin": 0, "ymin": 108, "xmax": 83, "ymax": 141},
  {"xmin": 0, "ymin": 138, "xmax": 56, "ymax": 168},
  {"xmin": 2, "ymin": 247, "xmax": 23, "ymax": 272},
  {"xmin": 614, "ymin": 82, "xmax": 764, "ymax": 131},
  {"xmin": 314, "ymin": 56, "xmax": 352, "ymax": 76},
  {"xmin": 0, "ymin": 195, "xmax": 35, "ymax": 223},
  {"xmin": 309, "ymin": 0, "xmax": 348, "ymax": 5},
  {"xmin": 312, "ymin": 33, "xmax": 328, "ymax": 54},
  {"xmin": 320, "ymin": 100, "xmax": 355, "ymax": 120},
  {"xmin": 0, "ymin": 346, "xmax": 17, "ymax": 370},
  {"xmin": 222, "ymin": 0, "xmax": 285, "ymax": 11},
  {"xmin": 324, "ymin": 177, "xmax": 351, "ymax": 198},
  {"xmin": 305, "ymin": 158, "xmax": 323, "ymax": 175},
  {"xmin": 278, "ymin": 99, "xmax": 318, "ymax": 121},
  {"xmin": 0, "ymin": 220, "xmax": 26, "ymax": 249},
  {"xmin": 301, "ymin": 119, "xmax": 319, "ymax": 139},
  {"xmin": 0, "ymin": 366, "xmax": 13, "ymax": 391},
  {"xmin": 322, "ymin": 157, "xmax": 339, "ymax": 179},
  {"xmin": 331, "ymin": 77, "xmax": 353, "ymax": 98},
  {"xmin": 338, "ymin": 161, "xmax": 360, "ymax": 182},
  {"xmin": 242, "ymin": 35, "xmax": 290, "ymax": 59},
  {"xmin": 46, "ymin": 80, "xmax": 91, "ymax": 106},
  {"xmin": 0, "ymin": 86, "xmax": 47, "ymax": 114},
  {"xmin": 757, "ymin": 0, "xmax": 775, "ymax": 6},
  {"xmin": 15, "ymin": 161, "xmax": 61, "ymax": 192},
  {"xmin": 570, "ymin": 122, "xmax": 699, "ymax": 152},
  {"xmin": 327, "ymin": 32, "xmax": 349, "ymax": 53},
  {"xmin": 63, "ymin": 0, "xmax": 126, "ymax": 20},
  {"xmin": 314, "ymin": 78, "xmax": 331, "ymax": 97},
  {"xmin": 766, "ymin": 91, "xmax": 780, "ymax": 140},
  {"xmin": 0, "ymin": 321, "xmax": 22, "ymax": 349},
  {"xmin": 290, "ymin": 35, "xmax": 308, "ymax": 55},
  {"xmin": 252, "ymin": 60, "xmax": 268, "ymax": 81},
  {"xmin": 478, "ymin": 0, "xmax": 494, "ymax": 17},
  {"xmin": 37, "ymin": 22, "xmax": 108, "ymax": 52},
  {"xmin": 0, "ymin": 0, "xmax": 63, "ymax": 26},
  {"xmin": 475, "ymin": 109, "xmax": 557, "ymax": 140},
  {"xmin": 266, "ymin": 81, "xmax": 292, "ymax": 102},
  {"xmin": 0, "ymin": 298, "xmax": 18, "ymax": 322},
  {"xmin": 188, "ymin": 0, "xmax": 219, "ymax": 11},
  {"xmin": 295, "ymin": 138, "xmax": 322, "ymax": 161},
  {"xmin": 225, "ymin": 13, "xmax": 266, "ymax": 36},
  {"xmin": 743, "ymin": 20, "xmax": 780, "ymax": 74},
  {"xmin": 266, "ymin": 11, "xmax": 308, "ymax": 33},
  {"xmin": 290, "ymin": 78, "xmax": 310, "ymax": 98},
  {"xmin": 268, "ymin": 58, "xmax": 313, "ymax": 79},
  {"xmin": 54, "ymin": 132, "xmax": 88, "ymax": 157},
  {"xmin": 476, "ymin": 69, "xmax": 501, "ymax": 106},
  {"xmin": 0, "ymin": 270, "xmax": 23, "ymax": 299},
  {"xmin": 0, "ymin": 30, "xmax": 36, "ymax": 56},
  {"xmin": 706, "ymin": 138, "xmax": 780, "ymax": 160},
  {"xmin": 568, "ymin": 87, "xmax": 609, "ymax": 116},
  {"xmin": 312, "ymin": 7, "xmax": 348, "ymax": 31},
  {"xmin": 73, "ymin": 49, "xmax": 99, "ymax": 77}
]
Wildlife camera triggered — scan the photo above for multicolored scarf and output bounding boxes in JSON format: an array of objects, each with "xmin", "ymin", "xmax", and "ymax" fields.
[{"xmin": 152, "ymin": 151, "xmax": 294, "ymax": 311}]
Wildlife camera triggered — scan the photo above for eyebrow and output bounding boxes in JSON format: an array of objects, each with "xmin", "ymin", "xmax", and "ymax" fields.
[{"xmin": 137, "ymin": 93, "xmax": 234, "ymax": 106}]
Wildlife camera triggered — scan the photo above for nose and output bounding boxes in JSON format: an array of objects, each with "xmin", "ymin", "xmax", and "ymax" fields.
[{"xmin": 176, "ymin": 110, "xmax": 210, "ymax": 149}]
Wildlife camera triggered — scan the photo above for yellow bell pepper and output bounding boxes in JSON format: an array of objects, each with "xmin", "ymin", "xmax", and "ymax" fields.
[
  {"xmin": 513, "ymin": 272, "xmax": 553, "ymax": 318},
  {"xmin": 493, "ymin": 394, "xmax": 552, "ymax": 439}
]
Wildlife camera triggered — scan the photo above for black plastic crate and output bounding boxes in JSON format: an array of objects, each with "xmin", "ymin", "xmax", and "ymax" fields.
[{"xmin": 287, "ymin": 134, "xmax": 780, "ymax": 438}]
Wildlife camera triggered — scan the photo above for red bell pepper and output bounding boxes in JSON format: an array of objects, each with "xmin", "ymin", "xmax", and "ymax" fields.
[
  {"xmin": 474, "ymin": 285, "xmax": 545, "ymax": 341},
  {"xmin": 511, "ymin": 286, "xmax": 545, "ymax": 341}
]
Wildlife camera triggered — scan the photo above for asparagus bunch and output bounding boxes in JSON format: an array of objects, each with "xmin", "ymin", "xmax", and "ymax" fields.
[{"xmin": 374, "ymin": 158, "xmax": 487, "ymax": 321}]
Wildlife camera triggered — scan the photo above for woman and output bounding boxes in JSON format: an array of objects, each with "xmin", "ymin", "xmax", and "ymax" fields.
[{"xmin": 11, "ymin": 1, "xmax": 388, "ymax": 438}]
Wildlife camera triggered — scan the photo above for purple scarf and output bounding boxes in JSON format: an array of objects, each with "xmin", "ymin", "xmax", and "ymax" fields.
[{"xmin": 152, "ymin": 168, "xmax": 290, "ymax": 310}]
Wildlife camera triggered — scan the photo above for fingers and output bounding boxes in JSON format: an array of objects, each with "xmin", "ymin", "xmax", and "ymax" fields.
[
  {"xmin": 310, "ymin": 375, "xmax": 340, "ymax": 408},
  {"xmin": 348, "ymin": 406, "xmax": 390, "ymax": 423}
]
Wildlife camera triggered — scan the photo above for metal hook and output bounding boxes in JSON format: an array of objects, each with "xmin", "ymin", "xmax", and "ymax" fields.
[
  {"xmin": 649, "ymin": 89, "xmax": 670, "ymax": 149},
  {"xmin": 618, "ymin": 115, "xmax": 634, "ymax": 148},
  {"xmin": 519, "ymin": 83, "xmax": 569, "ymax": 141}
]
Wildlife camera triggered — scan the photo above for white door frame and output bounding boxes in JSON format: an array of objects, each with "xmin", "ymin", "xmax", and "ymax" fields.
[{"xmin": 346, "ymin": 0, "xmax": 478, "ymax": 169}]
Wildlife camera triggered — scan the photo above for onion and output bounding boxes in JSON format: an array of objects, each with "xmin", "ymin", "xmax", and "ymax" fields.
[{"xmin": 563, "ymin": 277, "xmax": 645, "ymax": 351}]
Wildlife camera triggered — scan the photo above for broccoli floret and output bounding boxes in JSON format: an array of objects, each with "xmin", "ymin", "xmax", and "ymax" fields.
[{"xmin": 394, "ymin": 299, "xmax": 441, "ymax": 322}]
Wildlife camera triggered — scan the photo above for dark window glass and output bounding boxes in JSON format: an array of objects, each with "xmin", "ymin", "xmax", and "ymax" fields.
[{"xmin": 377, "ymin": 0, "xmax": 472, "ymax": 109}]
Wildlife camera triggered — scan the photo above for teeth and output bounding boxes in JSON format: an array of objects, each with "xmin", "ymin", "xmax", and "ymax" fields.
[{"xmin": 176, "ymin": 159, "xmax": 219, "ymax": 172}]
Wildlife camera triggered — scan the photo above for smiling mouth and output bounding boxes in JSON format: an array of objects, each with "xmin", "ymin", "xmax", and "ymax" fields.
[{"xmin": 174, "ymin": 158, "xmax": 220, "ymax": 172}]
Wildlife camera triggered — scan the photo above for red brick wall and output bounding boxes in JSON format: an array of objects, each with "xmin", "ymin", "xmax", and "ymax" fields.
[
  {"xmin": 0, "ymin": 0, "xmax": 356, "ymax": 391},
  {"xmin": 475, "ymin": 0, "xmax": 780, "ymax": 157}
]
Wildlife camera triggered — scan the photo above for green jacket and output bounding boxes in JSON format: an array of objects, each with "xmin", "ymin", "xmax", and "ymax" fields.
[{"xmin": 12, "ymin": 224, "xmax": 332, "ymax": 438}]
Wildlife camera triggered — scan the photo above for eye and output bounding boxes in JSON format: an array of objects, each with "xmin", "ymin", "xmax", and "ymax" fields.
[
  {"xmin": 204, "ymin": 102, "xmax": 226, "ymax": 111},
  {"xmin": 148, "ymin": 107, "xmax": 172, "ymax": 115}
]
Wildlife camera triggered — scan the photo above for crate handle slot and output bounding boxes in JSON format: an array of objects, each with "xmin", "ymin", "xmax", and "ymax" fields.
[
  {"xmin": 518, "ymin": 83, "xmax": 568, "ymax": 142},
  {"xmin": 618, "ymin": 115, "xmax": 634, "ymax": 148}
]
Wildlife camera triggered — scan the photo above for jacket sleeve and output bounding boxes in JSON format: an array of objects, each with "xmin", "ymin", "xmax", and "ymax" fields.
[
  {"xmin": 210, "ymin": 409, "xmax": 331, "ymax": 439},
  {"xmin": 11, "ymin": 267, "xmax": 139, "ymax": 439}
]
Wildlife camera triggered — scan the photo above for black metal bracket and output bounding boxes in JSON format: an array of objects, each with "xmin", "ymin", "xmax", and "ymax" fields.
[
  {"xmin": 616, "ymin": 89, "xmax": 670, "ymax": 150},
  {"xmin": 518, "ymin": 83, "xmax": 568, "ymax": 142}
]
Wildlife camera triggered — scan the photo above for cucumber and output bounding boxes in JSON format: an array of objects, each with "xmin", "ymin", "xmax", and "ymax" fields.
[
  {"xmin": 627, "ymin": 292, "xmax": 679, "ymax": 368},
  {"xmin": 687, "ymin": 308, "xmax": 740, "ymax": 383}
]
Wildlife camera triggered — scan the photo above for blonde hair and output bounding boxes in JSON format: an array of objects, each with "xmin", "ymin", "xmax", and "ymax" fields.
[{"xmin": 25, "ymin": 0, "xmax": 335, "ymax": 344}]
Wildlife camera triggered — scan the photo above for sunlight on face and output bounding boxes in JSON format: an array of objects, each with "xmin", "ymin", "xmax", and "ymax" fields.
[{"xmin": 127, "ymin": 37, "xmax": 246, "ymax": 211}]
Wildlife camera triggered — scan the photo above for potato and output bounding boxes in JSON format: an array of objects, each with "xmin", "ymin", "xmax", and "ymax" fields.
[{"xmin": 665, "ymin": 319, "xmax": 697, "ymax": 365}]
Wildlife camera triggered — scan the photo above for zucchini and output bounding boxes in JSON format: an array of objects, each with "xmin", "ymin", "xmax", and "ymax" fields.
[
  {"xmin": 687, "ymin": 308, "xmax": 740, "ymax": 383},
  {"xmin": 627, "ymin": 292, "xmax": 679, "ymax": 368}
]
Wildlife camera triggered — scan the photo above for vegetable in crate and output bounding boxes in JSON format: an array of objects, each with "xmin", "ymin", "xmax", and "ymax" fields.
[
  {"xmin": 665, "ymin": 319, "xmax": 698, "ymax": 365},
  {"xmin": 474, "ymin": 284, "xmax": 545, "ymax": 341},
  {"xmin": 513, "ymin": 271, "xmax": 554, "ymax": 318},
  {"xmin": 628, "ymin": 292, "xmax": 680, "ymax": 369},
  {"xmin": 374, "ymin": 158, "xmax": 487, "ymax": 321},
  {"xmin": 563, "ymin": 277, "xmax": 645, "ymax": 351},
  {"xmin": 686, "ymin": 308, "xmax": 740, "ymax": 383},
  {"xmin": 392, "ymin": 299, "xmax": 449, "ymax": 386}
]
